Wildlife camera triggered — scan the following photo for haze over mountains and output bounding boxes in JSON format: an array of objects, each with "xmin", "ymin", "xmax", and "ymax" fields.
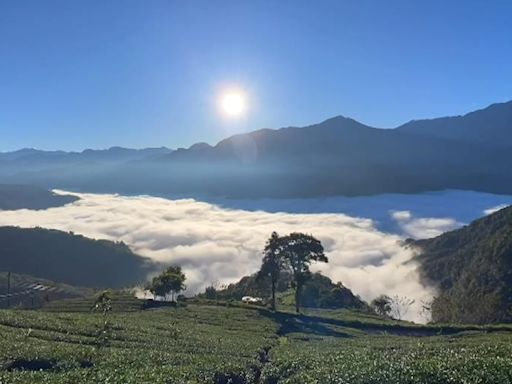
[
  {"xmin": 1, "ymin": 101, "xmax": 511, "ymax": 198},
  {"xmin": 0, "ymin": 184, "xmax": 78, "ymax": 210}
]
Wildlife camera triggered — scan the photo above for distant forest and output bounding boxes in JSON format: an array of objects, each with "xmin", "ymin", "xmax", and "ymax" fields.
[
  {"xmin": 0, "ymin": 226, "xmax": 153, "ymax": 288},
  {"xmin": 411, "ymin": 205, "xmax": 512, "ymax": 324}
]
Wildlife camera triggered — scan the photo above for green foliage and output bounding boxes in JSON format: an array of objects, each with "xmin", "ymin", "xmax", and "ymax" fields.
[
  {"xmin": 0, "ymin": 226, "xmax": 151, "ymax": 288},
  {"xmin": 92, "ymin": 291, "xmax": 113, "ymax": 348},
  {"xmin": 280, "ymin": 273, "xmax": 367, "ymax": 310},
  {"xmin": 204, "ymin": 272, "xmax": 366, "ymax": 312},
  {"xmin": 279, "ymin": 233, "xmax": 328, "ymax": 313},
  {"xmin": 0, "ymin": 272, "xmax": 93, "ymax": 309},
  {"xmin": 44, "ymin": 292, "xmax": 144, "ymax": 313},
  {"xmin": 200, "ymin": 273, "xmax": 289, "ymax": 302},
  {"xmin": 0, "ymin": 304, "xmax": 277, "ymax": 383},
  {"xmin": 147, "ymin": 265, "xmax": 186, "ymax": 302},
  {"xmin": 1, "ymin": 302, "xmax": 512, "ymax": 383},
  {"xmin": 244, "ymin": 232, "xmax": 330, "ymax": 313},
  {"xmin": 411, "ymin": 205, "xmax": 512, "ymax": 323},
  {"xmin": 203, "ymin": 285, "xmax": 218, "ymax": 300},
  {"xmin": 257, "ymin": 232, "xmax": 285, "ymax": 311},
  {"xmin": 93, "ymin": 291, "xmax": 113, "ymax": 315},
  {"xmin": 263, "ymin": 333, "xmax": 512, "ymax": 384}
]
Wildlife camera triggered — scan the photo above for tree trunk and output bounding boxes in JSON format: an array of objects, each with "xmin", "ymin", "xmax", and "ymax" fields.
[
  {"xmin": 271, "ymin": 279, "xmax": 276, "ymax": 311},
  {"xmin": 295, "ymin": 284, "xmax": 301, "ymax": 314}
]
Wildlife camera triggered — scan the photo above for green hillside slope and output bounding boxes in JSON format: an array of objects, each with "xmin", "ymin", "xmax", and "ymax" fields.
[
  {"xmin": 0, "ymin": 226, "xmax": 154, "ymax": 288},
  {"xmin": 0, "ymin": 272, "xmax": 92, "ymax": 309},
  {"xmin": 1, "ymin": 301, "xmax": 512, "ymax": 383},
  {"xmin": 201, "ymin": 272, "xmax": 367, "ymax": 310},
  {"xmin": 409, "ymin": 205, "xmax": 512, "ymax": 323}
]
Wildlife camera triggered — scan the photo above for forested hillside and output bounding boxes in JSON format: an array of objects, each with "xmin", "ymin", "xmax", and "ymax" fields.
[
  {"xmin": 0, "ymin": 226, "xmax": 153, "ymax": 288},
  {"xmin": 0, "ymin": 272, "xmax": 92, "ymax": 309},
  {"xmin": 409, "ymin": 205, "xmax": 512, "ymax": 323},
  {"xmin": 201, "ymin": 272, "xmax": 367, "ymax": 310}
]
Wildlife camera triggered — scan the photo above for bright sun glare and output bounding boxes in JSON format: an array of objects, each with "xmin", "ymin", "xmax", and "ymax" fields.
[{"xmin": 219, "ymin": 90, "xmax": 247, "ymax": 117}]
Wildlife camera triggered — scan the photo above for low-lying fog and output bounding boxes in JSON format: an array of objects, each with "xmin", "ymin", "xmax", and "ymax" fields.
[
  {"xmin": 206, "ymin": 190, "xmax": 512, "ymax": 238},
  {"xmin": 0, "ymin": 190, "xmax": 510, "ymax": 322}
]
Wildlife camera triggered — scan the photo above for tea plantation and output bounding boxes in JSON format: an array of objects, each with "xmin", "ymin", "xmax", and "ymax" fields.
[{"xmin": 1, "ymin": 296, "xmax": 512, "ymax": 383}]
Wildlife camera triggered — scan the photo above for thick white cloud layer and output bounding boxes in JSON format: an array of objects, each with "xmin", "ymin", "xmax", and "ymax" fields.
[
  {"xmin": 391, "ymin": 210, "xmax": 462, "ymax": 239},
  {"xmin": 0, "ymin": 191, "xmax": 438, "ymax": 322}
]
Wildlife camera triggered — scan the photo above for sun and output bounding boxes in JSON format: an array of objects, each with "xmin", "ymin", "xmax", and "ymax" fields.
[{"xmin": 219, "ymin": 90, "xmax": 247, "ymax": 117}]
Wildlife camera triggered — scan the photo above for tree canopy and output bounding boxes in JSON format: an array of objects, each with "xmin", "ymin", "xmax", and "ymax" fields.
[
  {"xmin": 280, "ymin": 232, "xmax": 328, "ymax": 313},
  {"xmin": 148, "ymin": 266, "xmax": 186, "ymax": 302},
  {"xmin": 257, "ymin": 231, "xmax": 284, "ymax": 310},
  {"xmin": 257, "ymin": 232, "xmax": 328, "ymax": 313}
]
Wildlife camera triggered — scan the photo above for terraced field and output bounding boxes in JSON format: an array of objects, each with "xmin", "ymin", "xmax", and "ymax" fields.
[
  {"xmin": 1, "ymin": 296, "xmax": 512, "ymax": 383},
  {"xmin": 0, "ymin": 272, "xmax": 92, "ymax": 309}
]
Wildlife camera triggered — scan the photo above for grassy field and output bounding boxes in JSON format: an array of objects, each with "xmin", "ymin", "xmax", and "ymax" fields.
[{"xmin": 1, "ymin": 295, "xmax": 512, "ymax": 384}]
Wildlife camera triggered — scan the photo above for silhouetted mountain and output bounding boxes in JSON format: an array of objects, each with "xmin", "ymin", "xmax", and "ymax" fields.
[
  {"xmin": 153, "ymin": 111, "xmax": 511, "ymax": 197},
  {"xmin": 0, "ymin": 184, "xmax": 78, "ymax": 210},
  {"xmin": 0, "ymin": 146, "xmax": 173, "ymax": 165},
  {"xmin": 0, "ymin": 226, "xmax": 154, "ymax": 288},
  {"xmin": 407, "ymin": 205, "xmax": 512, "ymax": 324},
  {"xmin": 397, "ymin": 101, "xmax": 512, "ymax": 147},
  {"xmin": 0, "ymin": 102, "xmax": 511, "ymax": 198}
]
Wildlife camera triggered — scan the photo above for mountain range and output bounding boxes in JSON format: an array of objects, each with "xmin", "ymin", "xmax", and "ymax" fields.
[{"xmin": 1, "ymin": 101, "xmax": 511, "ymax": 198}]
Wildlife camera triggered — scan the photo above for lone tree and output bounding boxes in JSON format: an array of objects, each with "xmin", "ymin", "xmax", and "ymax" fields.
[
  {"xmin": 280, "ymin": 233, "xmax": 328, "ymax": 313},
  {"xmin": 148, "ymin": 265, "xmax": 186, "ymax": 302},
  {"xmin": 92, "ymin": 290, "xmax": 113, "ymax": 348},
  {"xmin": 257, "ymin": 232, "xmax": 284, "ymax": 311}
]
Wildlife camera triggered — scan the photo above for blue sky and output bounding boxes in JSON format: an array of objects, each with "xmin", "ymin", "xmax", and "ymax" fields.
[{"xmin": 1, "ymin": 0, "xmax": 511, "ymax": 151}]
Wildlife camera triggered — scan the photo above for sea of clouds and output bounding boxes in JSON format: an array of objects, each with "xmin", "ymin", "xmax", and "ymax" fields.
[{"xmin": 1, "ymin": 190, "xmax": 511, "ymax": 322}]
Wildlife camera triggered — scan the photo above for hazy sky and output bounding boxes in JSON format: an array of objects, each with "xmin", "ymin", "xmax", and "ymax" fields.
[{"xmin": 1, "ymin": 0, "xmax": 511, "ymax": 151}]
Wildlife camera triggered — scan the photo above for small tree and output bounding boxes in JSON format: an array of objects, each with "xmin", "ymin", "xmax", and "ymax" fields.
[
  {"xmin": 280, "ymin": 233, "xmax": 328, "ymax": 313},
  {"xmin": 257, "ymin": 232, "xmax": 284, "ymax": 311},
  {"xmin": 148, "ymin": 265, "xmax": 186, "ymax": 302},
  {"xmin": 204, "ymin": 285, "xmax": 218, "ymax": 300},
  {"xmin": 92, "ymin": 290, "xmax": 113, "ymax": 348}
]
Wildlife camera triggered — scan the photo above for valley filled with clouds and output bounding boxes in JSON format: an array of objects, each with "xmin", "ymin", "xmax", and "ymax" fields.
[{"xmin": 1, "ymin": 190, "xmax": 511, "ymax": 322}]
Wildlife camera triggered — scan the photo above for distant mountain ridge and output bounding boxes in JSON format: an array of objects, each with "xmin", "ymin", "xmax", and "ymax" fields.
[
  {"xmin": 0, "ymin": 101, "xmax": 511, "ymax": 198},
  {"xmin": 0, "ymin": 146, "xmax": 173, "ymax": 163},
  {"xmin": 0, "ymin": 184, "xmax": 78, "ymax": 210},
  {"xmin": 397, "ymin": 101, "xmax": 512, "ymax": 147}
]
